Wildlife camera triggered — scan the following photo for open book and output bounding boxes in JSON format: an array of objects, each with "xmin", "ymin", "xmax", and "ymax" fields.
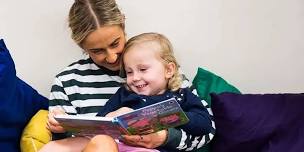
[{"xmin": 54, "ymin": 98, "xmax": 189, "ymax": 138}]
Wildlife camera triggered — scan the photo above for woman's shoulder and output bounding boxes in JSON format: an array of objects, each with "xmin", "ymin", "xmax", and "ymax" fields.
[
  {"xmin": 55, "ymin": 56, "xmax": 96, "ymax": 77},
  {"xmin": 53, "ymin": 56, "xmax": 125, "ymax": 84}
]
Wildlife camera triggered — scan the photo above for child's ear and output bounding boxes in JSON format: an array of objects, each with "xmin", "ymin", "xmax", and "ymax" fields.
[{"xmin": 165, "ymin": 62, "xmax": 175, "ymax": 79}]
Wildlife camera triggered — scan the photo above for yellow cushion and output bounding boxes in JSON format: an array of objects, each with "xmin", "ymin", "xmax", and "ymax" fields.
[{"xmin": 20, "ymin": 110, "xmax": 51, "ymax": 152}]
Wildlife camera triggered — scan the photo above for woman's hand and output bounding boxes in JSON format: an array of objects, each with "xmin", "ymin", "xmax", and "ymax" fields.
[
  {"xmin": 121, "ymin": 129, "xmax": 168, "ymax": 149},
  {"xmin": 47, "ymin": 108, "xmax": 66, "ymax": 133},
  {"xmin": 105, "ymin": 107, "xmax": 134, "ymax": 117}
]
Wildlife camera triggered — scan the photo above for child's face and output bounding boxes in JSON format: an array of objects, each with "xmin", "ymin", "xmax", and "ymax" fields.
[
  {"xmin": 123, "ymin": 42, "xmax": 172, "ymax": 96},
  {"xmin": 82, "ymin": 25, "xmax": 126, "ymax": 71}
]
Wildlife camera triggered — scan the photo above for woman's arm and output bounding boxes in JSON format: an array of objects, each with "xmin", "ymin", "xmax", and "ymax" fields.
[
  {"xmin": 48, "ymin": 77, "xmax": 77, "ymax": 139},
  {"xmin": 49, "ymin": 77, "xmax": 76, "ymax": 115},
  {"xmin": 47, "ymin": 108, "xmax": 66, "ymax": 133}
]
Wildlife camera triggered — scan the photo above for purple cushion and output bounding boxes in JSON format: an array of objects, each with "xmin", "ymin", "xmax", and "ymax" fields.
[{"xmin": 210, "ymin": 93, "xmax": 304, "ymax": 152}]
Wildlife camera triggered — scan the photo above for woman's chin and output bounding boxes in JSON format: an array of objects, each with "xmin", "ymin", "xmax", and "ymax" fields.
[
  {"xmin": 109, "ymin": 66, "xmax": 120, "ymax": 71},
  {"xmin": 104, "ymin": 64, "xmax": 120, "ymax": 71}
]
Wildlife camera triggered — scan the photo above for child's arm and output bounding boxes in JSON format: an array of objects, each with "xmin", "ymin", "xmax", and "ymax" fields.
[
  {"xmin": 97, "ymin": 87, "xmax": 128, "ymax": 117},
  {"xmin": 160, "ymin": 72, "xmax": 215, "ymax": 151},
  {"xmin": 105, "ymin": 107, "xmax": 134, "ymax": 117},
  {"xmin": 177, "ymin": 88, "xmax": 213, "ymax": 136}
]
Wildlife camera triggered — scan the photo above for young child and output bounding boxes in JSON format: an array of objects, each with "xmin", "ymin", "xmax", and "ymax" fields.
[{"xmin": 97, "ymin": 32, "xmax": 213, "ymax": 152}]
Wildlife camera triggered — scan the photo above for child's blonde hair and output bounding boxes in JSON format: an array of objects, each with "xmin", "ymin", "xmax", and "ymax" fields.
[{"xmin": 121, "ymin": 32, "xmax": 182, "ymax": 91}]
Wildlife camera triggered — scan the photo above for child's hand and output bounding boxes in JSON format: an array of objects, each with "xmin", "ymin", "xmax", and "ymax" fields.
[
  {"xmin": 47, "ymin": 108, "xmax": 66, "ymax": 133},
  {"xmin": 105, "ymin": 107, "xmax": 134, "ymax": 117},
  {"xmin": 121, "ymin": 129, "xmax": 168, "ymax": 149}
]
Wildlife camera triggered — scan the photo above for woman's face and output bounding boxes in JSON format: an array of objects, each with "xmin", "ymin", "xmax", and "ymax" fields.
[{"xmin": 82, "ymin": 25, "xmax": 126, "ymax": 71}]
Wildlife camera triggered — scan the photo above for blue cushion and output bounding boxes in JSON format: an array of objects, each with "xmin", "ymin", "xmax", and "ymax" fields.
[
  {"xmin": 0, "ymin": 39, "xmax": 48, "ymax": 152},
  {"xmin": 211, "ymin": 93, "xmax": 304, "ymax": 152}
]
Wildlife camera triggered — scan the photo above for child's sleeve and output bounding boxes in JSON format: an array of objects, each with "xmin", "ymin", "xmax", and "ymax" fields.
[
  {"xmin": 178, "ymin": 88, "xmax": 214, "ymax": 136},
  {"xmin": 96, "ymin": 87, "xmax": 124, "ymax": 117},
  {"xmin": 161, "ymin": 88, "xmax": 215, "ymax": 151}
]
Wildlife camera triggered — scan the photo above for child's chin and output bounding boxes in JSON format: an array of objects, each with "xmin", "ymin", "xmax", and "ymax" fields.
[{"xmin": 136, "ymin": 91, "xmax": 151, "ymax": 96}]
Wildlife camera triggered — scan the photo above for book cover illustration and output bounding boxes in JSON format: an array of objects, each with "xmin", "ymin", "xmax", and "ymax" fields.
[
  {"xmin": 116, "ymin": 98, "xmax": 189, "ymax": 135},
  {"xmin": 54, "ymin": 115, "xmax": 127, "ymax": 138},
  {"xmin": 54, "ymin": 98, "xmax": 189, "ymax": 138}
]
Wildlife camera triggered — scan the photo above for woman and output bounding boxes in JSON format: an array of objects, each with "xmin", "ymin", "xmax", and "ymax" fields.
[{"xmin": 39, "ymin": 0, "xmax": 215, "ymax": 151}]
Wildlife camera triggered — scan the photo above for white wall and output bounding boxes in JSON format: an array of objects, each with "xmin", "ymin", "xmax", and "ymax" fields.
[{"xmin": 1, "ymin": 0, "xmax": 303, "ymax": 97}]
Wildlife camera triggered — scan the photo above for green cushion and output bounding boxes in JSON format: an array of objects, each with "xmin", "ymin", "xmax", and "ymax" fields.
[
  {"xmin": 192, "ymin": 67, "xmax": 241, "ymax": 152},
  {"xmin": 192, "ymin": 67, "xmax": 241, "ymax": 106},
  {"xmin": 195, "ymin": 145, "xmax": 210, "ymax": 152}
]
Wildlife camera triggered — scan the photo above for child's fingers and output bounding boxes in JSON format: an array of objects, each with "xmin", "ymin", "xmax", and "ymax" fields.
[
  {"xmin": 121, "ymin": 130, "xmax": 167, "ymax": 149},
  {"xmin": 120, "ymin": 135, "xmax": 140, "ymax": 146},
  {"xmin": 122, "ymin": 135, "xmax": 142, "ymax": 142},
  {"xmin": 118, "ymin": 107, "xmax": 134, "ymax": 114},
  {"xmin": 106, "ymin": 107, "xmax": 134, "ymax": 117}
]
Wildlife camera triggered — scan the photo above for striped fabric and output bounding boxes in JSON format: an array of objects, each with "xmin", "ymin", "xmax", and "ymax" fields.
[
  {"xmin": 175, "ymin": 88, "xmax": 216, "ymax": 151},
  {"xmin": 49, "ymin": 56, "xmax": 125, "ymax": 116}
]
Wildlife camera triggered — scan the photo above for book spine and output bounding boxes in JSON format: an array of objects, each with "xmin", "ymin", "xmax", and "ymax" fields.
[{"xmin": 113, "ymin": 118, "xmax": 129, "ymax": 135}]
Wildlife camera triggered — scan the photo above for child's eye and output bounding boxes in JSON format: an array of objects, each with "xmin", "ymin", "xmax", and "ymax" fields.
[
  {"xmin": 126, "ymin": 71, "xmax": 133, "ymax": 75},
  {"xmin": 140, "ymin": 68, "xmax": 147, "ymax": 72}
]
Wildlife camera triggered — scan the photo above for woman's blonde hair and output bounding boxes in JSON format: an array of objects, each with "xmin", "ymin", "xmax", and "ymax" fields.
[
  {"xmin": 122, "ymin": 32, "xmax": 182, "ymax": 91},
  {"xmin": 68, "ymin": 0, "xmax": 124, "ymax": 46}
]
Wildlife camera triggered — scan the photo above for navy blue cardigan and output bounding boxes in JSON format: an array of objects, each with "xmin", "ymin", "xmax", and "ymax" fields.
[{"xmin": 97, "ymin": 87, "xmax": 212, "ymax": 151}]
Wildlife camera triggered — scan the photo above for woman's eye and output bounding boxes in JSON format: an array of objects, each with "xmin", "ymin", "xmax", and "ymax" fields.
[
  {"xmin": 90, "ymin": 49, "xmax": 105, "ymax": 55},
  {"xmin": 140, "ymin": 68, "xmax": 147, "ymax": 72},
  {"xmin": 110, "ymin": 42, "xmax": 119, "ymax": 48}
]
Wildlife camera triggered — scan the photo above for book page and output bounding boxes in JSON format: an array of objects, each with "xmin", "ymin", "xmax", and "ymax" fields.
[
  {"xmin": 116, "ymin": 98, "xmax": 189, "ymax": 135},
  {"xmin": 54, "ymin": 115, "xmax": 127, "ymax": 138}
]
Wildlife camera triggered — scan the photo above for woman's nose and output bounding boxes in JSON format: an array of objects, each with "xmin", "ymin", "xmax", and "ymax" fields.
[{"xmin": 106, "ymin": 52, "xmax": 118, "ymax": 64}]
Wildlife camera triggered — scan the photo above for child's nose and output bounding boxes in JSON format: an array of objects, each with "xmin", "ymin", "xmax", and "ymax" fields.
[{"xmin": 132, "ymin": 73, "xmax": 140, "ymax": 81}]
